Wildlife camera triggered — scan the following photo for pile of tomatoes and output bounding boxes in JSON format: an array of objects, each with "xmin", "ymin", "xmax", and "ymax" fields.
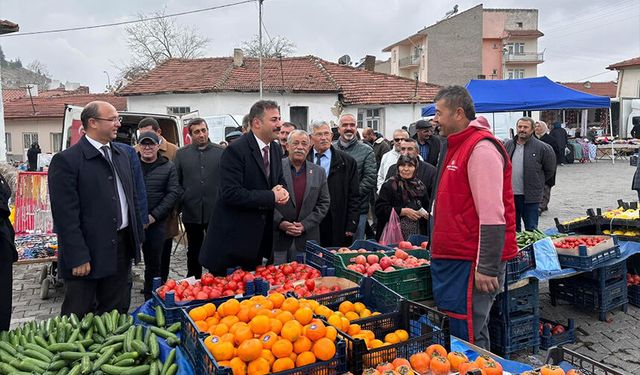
[
  {"xmin": 627, "ymin": 273, "xmax": 640, "ymax": 286},
  {"xmin": 539, "ymin": 321, "xmax": 566, "ymax": 336},
  {"xmin": 156, "ymin": 271, "xmax": 255, "ymax": 302},
  {"xmin": 554, "ymin": 236, "xmax": 607, "ymax": 250},
  {"xmin": 254, "ymin": 262, "xmax": 321, "ymax": 287}
]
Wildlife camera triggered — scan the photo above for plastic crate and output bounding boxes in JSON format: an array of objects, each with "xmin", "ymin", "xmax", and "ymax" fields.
[
  {"xmin": 545, "ymin": 346, "xmax": 625, "ymax": 375},
  {"xmin": 578, "ymin": 260, "xmax": 626, "ymax": 283},
  {"xmin": 304, "ymin": 240, "xmax": 392, "ymax": 269},
  {"xmin": 554, "ymin": 211, "xmax": 598, "ymax": 234},
  {"xmin": 338, "ymin": 299, "xmax": 450, "ymax": 374},
  {"xmin": 556, "ymin": 244, "xmax": 621, "ymax": 271},
  {"xmin": 629, "ymin": 284, "xmax": 640, "ymax": 307},
  {"xmin": 152, "ymin": 277, "xmax": 269, "ymax": 324},
  {"xmin": 550, "ymin": 277, "xmax": 628, "ymax": 321},
  {"xmin": 506, "ymin": 244, "xmax": 536, "ymax": 283},
  {"xmin": 492, "ymin": 279, "xmax": 539, "ymax": 318},
  {"xmin": 306, "ymin": 277, "xmax": 404, "ymax": 318},
  {"xmin": 332, "ymin": 250, "xmax": 433, "ymax": 300},
  {"xmin": 197, "ymin": 329, "xmax": 348, "ymax": 375},
  {"xmin": 539, "ymin": 318, "xmax": 576, "ymax": 350},
  {"xmin": 489, "ymin": 311, "xmax": 539, "ymax": 358}
]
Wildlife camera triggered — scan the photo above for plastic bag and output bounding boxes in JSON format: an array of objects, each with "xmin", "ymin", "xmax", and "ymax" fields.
[
  {"xmin": 380, "ymin": 209, "xmax": 404, "ymax": 245},
  {"xmin": 533, "ymin": 237, "xmax": 561, "ymax": 272}
]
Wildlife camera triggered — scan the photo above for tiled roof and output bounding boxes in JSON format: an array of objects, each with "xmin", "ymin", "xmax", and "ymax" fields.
[
  {"xmin": 119, "ymin": 56, "xmax": 441, "ymax": 105},
  {"xmin": 559, "ymin": 81, "xmax": 617, "ymax": 98},
  {"xmin": 4, "ymin": 93, "xmax": 127, "ymax": 119},
  {"xmin": 503, "ymin": 29, "xmax": 544, "ymax": 38},
  {"xmin": 607, "ymin": 57, "xmax": 640, "ymax": 70},
  {"xmin": 2, "ymin": 88, "xmax": 26, "ymax": 102}
]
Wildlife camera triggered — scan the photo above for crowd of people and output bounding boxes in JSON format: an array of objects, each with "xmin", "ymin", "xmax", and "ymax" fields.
[{"xmin": 0, "ymin": 85, "xmax": 566, "ymax": 350}]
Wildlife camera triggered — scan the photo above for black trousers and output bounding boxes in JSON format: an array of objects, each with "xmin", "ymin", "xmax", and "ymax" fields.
[
  {"xmin": 160, "ymin": 238, "xmax": 173, "ymax": 283},
  {"xmin": 142, "ymin": 220, "xmax": 166, "ymax": 300},
  {"xmin": 0, "ymin": 261, "xmax": 12, "ymax": 331},
  {"xmin": 61, "ymin": 229, "xmax": 133, "ymax": 318},
  {"xmin": 184, "ymin": 223, "xmax": 207, "ymax": 279}
]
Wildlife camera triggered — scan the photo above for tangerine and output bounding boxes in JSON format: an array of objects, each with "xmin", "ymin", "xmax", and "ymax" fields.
[
  {"xmin": 294, "ymin": 307, "xmax": 313, "ymax": 325},
  {"xmin": 384, "ymin": 332, "xmax": 401, "ymax": 344},
  {"xmin": 268, "ymin": 292, "xmax": 285, "ymax": 308},
  {"xmin": 237, "ymin": 338, "xmax": 263, "ymax": 362},
  {"xmin": 345, "ymin": 311, "xmax": 360, "ymax": 321},
  {"xmin": 296, "ymin": 351, "xmax": 317, "ymax": 367},
  {"xmin": 220, "ymin": 315, "xmax": 240, "ymax": 329},
  {"xmin": 395, "ymin": 329, "xmax": 409, "ymax": 342},
  {"xmin": 220, "ymin": 333, "xmax": 235, "ymax": 343},
  {"xmin": 281, "ymin": 297, "xmax": 300, "ymax": 313},
  {"xmin": 203, "ymin": 303, "xmax": 217, "ymax": 316},
  {"xmin": 195, "ymin": 320, "xmax": 208, "ymax": 332},
  {"xmin": 269, "ymin": 318, "xmax": 283, "ymax": 334},
  {"xmin": 234, "ymin": 326, "xmax": 253, "ymax": 346},
  {"xmin": 247, "ymin": 357, "xmax": 270, "ymax": 375},
  {"xmin": 304, "ymin": 320, "xmax": 327, "ymax": 342},
  {"xmin": 271, "ymin": 339, "xmax": 294, "ymax": 358},
  {"xmin": 281, "ymin": 320, "xmax": 302, "ymax": 342},
  {"xmin": 312, "ymin": 337, "xmax": 336, "ymax": 361},
  {"xmin": 220, "ymin": 299, "xmax": 241, "ymax": 317},
  {"xmin": 229, "ymin": 357, "xmax": 247, "ymax": 375},
  {"xmin": 325, "ymin": 326, "xmax": 337, "ymax": 341},
  {"xmin": 189, "ymin": 306, "xmax": 207, "ymax": 322},
  {"xmin": 236, "ymin": 308, "xmax": 251, "ymax": 323},
  {"xmin": 347, "ymin": 324, "xmax": 361, "ymax": 336},
  {"xmin": 260, "ymin": 349, "xmax": 276, "ymax": 367},
  {"xmin": 293, "ymin": 336, "xmax": 312, "ymax": 354},
  {"xmin": 259, "ymin": 331, "xmax": 278, "ymax": 350},
  {"xmin": 205, "ymin": 336, "xmax": 234, "ymax": 362},
  {"xmin": 272, "ymin": 358, "xmax": 295, "ymax": 372},
  {"xmin": 338, "ymin": 301, "xmax": 354, "ymax": 315},
  {"xmin": 249, "ymin": 315, "xmax": 270, "ymax": 335},
  {"xmin": 276, "ymin": 311, "xmax": 294, "ymax": 324},
  {"xmin": 353, "ymin": 302, "xmax": 366, "ymax": 313}
]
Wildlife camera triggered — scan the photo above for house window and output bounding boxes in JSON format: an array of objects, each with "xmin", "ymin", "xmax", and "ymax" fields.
[
  {"xmin": 5, "ymin": 133, "xmax": 11, "ymax": 152},
  {"xmin": 506, "ymin": 43, "xmax": 525, "ymax": 55},
  {"xmin": 357, "ymin": 108, "xmax": 384, "ymax": 132},
  {"xmin": 23, "ymin": 132, "xmax": 38, "ymax": 149},
  {"xmin": 50, "ymin": 133, "xmax": 63, "ymax": 153},
  {"xmin": 167, "ymin": 106, "xmax": 191, "ymax": 115},
  {"xmin": 516, "ymin": 22, "xmax": 523, "ymax": 28},
  {"xmin": 507, "ymin": 69, "xmax": 525, "ymax": 79}
]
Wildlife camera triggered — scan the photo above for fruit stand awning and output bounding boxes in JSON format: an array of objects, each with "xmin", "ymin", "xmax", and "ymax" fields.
[{"xmin": 421, "ymin": 76, "xmax": 611, "ymax": 116}]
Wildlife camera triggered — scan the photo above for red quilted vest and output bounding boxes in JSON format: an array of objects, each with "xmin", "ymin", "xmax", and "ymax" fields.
[{"xmin": 431, "ymin": 125, "xmax": 517, "ymax": 262}]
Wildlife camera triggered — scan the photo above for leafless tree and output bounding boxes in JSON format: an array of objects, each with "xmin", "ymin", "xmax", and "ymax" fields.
[
  {"xmin": 26, "ymin": 60, "xmax": 51, "ymax": 88},
  {"xmin": 242, "ymin": 35, "xmax": 296, "ymax": 58},
  {"xmin": 117, "ymin": 8, "xmax": 209, "ymax": 86}
]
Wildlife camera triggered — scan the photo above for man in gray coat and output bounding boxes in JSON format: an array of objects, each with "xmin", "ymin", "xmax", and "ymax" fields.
[
  {"xmin": 273, "ymin": 130, "xmax": 330, "ymax": 263},
  {"xmin": 334, "ymin": 114, "xmax": 376, "ymax": 240},
  {"xmin": 174, "ymin": 118, "xmax": 224, "ymax": 278},
  {"xmin": 505, "ymin": 117, "xmax": 556, "ymax": 231}
]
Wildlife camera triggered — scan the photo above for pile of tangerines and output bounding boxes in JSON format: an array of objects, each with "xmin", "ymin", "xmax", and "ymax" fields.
[{"xmin": 188, "ymin": 293, "xmax": 408, "ymax": 374}]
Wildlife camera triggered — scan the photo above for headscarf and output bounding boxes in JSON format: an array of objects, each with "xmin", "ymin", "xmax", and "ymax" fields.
[
  {"xmin": 391, "ymin": 154, "xmax": 426, "ymax": 205},
  {"xmin": 535, "ymin": 120, "xmax": 549, "ymax": 138}
]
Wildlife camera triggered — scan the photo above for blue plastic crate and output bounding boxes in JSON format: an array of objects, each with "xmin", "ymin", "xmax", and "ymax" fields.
[
  {"xmin": 506, "ymin": 244, "xmax": 536, "ymax": 283},
  {"xmin": 629, "ymin": 284, "xmax": 640, "ymax": 307},
  {"xmin": 550, "ymin": 277, "xmax": 628, "ymax": 321},
  {"xmin": 492, "ymin": 279, "xmax": 539, "ymax": 318},
  {"xmin": 577, "ymin": 259, "xmax": 626, "ymax": 283},
  {"xmin": 539, "ymin": 318, "xmax": 576, "ymax": 350},
  {"xmin": 489, "ymin": 311, "xmax": 539, "ymax": 358},
  {"xmin": 545, "ymin": 347, "xmax": 626, "ymax": 375},
  {"xmin": 556, "ymin": 238, "xmax": 621, "ymax": 271}
]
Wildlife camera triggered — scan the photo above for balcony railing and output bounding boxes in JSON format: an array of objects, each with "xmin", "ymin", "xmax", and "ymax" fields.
[
  {"xmin": 399, "ymin": 55, "xmax": 420, "ymax": 68},
  {"xmin": 504, "ymin": 52, "xmax": 544, "ymax": 64}
]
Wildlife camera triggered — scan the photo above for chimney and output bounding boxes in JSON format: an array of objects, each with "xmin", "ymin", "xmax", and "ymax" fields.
[
  {"xmin": 233, "ymin": 48, "xmax": 244, "ymax": 67},
  {"xmin": 26, "ymin": 84, "xmax": 38, "ymax": 97},
  {"xmin": 363, "ymin": 55, "xmax": 376, "ymax": 72}
]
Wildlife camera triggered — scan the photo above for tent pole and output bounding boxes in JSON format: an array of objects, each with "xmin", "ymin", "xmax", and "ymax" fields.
[
  {"xmin": 492, "ymin": 113, "xmax": 495, "ymax": 134},
  {"xmin": 610, "ymin": 107, "xmax": 614, "ymax": 165}
]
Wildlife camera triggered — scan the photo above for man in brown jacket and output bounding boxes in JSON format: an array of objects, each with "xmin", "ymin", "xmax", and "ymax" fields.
[{"xmin": 136, "ymin": 117, "xmax": 180, "ymax": 282}]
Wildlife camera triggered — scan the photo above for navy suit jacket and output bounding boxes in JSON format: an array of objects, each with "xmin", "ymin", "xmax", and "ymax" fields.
[
  {"xmin": 200, "ymin": 132, "xmax": 286, "ymax": 275},
  {"xmin": 48, "ymin": 136, "xmax": 143, "ymax": 279}
]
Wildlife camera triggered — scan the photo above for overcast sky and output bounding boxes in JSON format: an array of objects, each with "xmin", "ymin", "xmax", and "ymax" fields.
[{"xmin": 1, "ymin": 0, "xmax": 638, "ymax": 92}]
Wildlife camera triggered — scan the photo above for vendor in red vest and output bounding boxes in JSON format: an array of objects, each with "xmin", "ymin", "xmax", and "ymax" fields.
[{"xmin": 430, "ymin": 86, "xmax": 517, "ymax": 349}]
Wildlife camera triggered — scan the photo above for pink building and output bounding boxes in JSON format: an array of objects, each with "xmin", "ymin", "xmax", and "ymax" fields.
[{"xmin": 382, "ymin": 4, "xmax": 544, "ymax": 86}]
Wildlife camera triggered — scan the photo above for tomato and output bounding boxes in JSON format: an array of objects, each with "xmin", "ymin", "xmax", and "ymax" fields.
[
  {"xmin": 165, "ymin": 279, "xmax": 176, "ymax": 289},
  {"xmin": 209, "ymin": 289, "xmax": 222, "ymax": 299}
]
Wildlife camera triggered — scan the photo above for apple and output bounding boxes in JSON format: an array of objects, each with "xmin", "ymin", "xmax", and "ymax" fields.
[{"xmin": 367, "ymin": 254, "xmax": 379, "ymax": 265}]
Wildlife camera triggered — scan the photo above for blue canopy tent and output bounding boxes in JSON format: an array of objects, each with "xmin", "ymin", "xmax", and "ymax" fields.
[{"xmin": 422, "ymin": 76, "xmax": 614, "ymax": 162}]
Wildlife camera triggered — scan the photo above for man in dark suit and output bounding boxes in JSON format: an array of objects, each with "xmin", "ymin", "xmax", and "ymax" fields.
[
  {"xmin": 200, "ymin": 100, "xmax": 289, "ymax": 275},
  {"xmin": 48, "ymin": 101, "xmax": 143, "ymax": 317},
  {"xmin": 386, "ymin": 138, "xmax": 437, "ymax": 207},
  {"xmin": 308, "ymin": 120, "xmax": 359, "ymax": 247},
  {"xmin": 274, "ymin": 130, "xmax": 330, "ymax": 263}
]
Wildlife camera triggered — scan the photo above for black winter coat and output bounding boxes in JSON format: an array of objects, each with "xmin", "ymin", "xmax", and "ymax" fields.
[
  {"xmin": 538, "ymin": 134, "xmax": 560, "ymax": 186},
  {"xmin": 504, "ymin": 137, "xmax": 557, "ymax": 204},
  {"xmin": 413, "ymin": 134, "xmax": 441, "ymax": 167},
  {"xmin": 0, "ymin": 173, "xmax": 16, "ymax": 263},
  {"xmin": 549, "ymin": 127, "xmax": 568, "ymax": 164},
  {"xmin": 385, "ymin": 160, "xmax": 437, "ymax": 209},
  {"xmin": 375, "ymin": 178, "xmax": 430, "ymax": 241},
  {"xmin": 140, "ymin": 155, "xmax": 181, "ymax": 222}
]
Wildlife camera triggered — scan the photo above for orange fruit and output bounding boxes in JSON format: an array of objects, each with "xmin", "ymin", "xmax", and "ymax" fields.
[
  {"xmin": 340, "ymin": 317, "xmax": 350, "ymax": 332},
  {"xmin": 218, "ymin": 360, "xmax": 231, "ymax": 367},
  {"xmin": 369, "ymin": 339, "xmax": 384, "ymax": 348},
  {"xmin": 281, "ymin": 320, "xmax": 302, "ymax": 342},
  {"xmin": 259, "ymin": 331, "xmax": 278, "ymax": 350},
  {"xmin": 325, "ymin": 326, "xmax": 337, "ymax": 341},
  {"xmin": 269, "ymin": 318, "xmax": 283, "ymax": 334},
  {"xmin": 276, "ymin": 311, "xmax": 294, "ymax": 324},
  {"xmin": 205, "ymin": 316, "xmax": 220, "ymax": 326},
  {"xmin": 247, "ymin": 357, "xmax": 270, "ymax": 375},
  {"xmin": 395, "ymin": 329, "xmax": 409, "ymax": 342},
  {"xmin": 205, "ymin": 336, "xmax": 234, "ymax": 361},
  {"xmin": 237, "ymin": 338, "xmax": 263, "ymax": 362},
  {"xmin": 315, "ymin": 305, "xmax": 333, "ymax": 319},
  {"xmin": 293, "ymin": 336, "xmax": 312, "ymax": 354},
  {"xmin": 220, "ymin": 333, "xmax": 235, "ymax": 343},
  {"xmin": 189, "ymin": 306, "xmax": 207, "ymax": 322},
  {"xmin": 271, "ymin": 339, "xmax": 294, "ymax": 358},
  {"xmin": 230, "ymin": 322, "xmax": 248, "ymax": 335},
  {"xmin": 345, "ymin": 311, "xmax": 360, "ymax": 321},
  {"xmin": 360, "ymin": 330, "xmax": 375, "ymax": 342},
  {"xmin": 268, "ymin": 292, "xmax": 286, "ymax": 308},
  {"xmin": 347, "ymin": 324, "xmax": 361, "ymax": 336},
  {"xmin": 281, "ymin": 297, "xmax": 300, "ymax": 313},
  {"xmin": 359, "ymin": 309, "xmax": 372, "ymax": 318},
  {"xmin": 384, "ymin": 332, "xmax": 400, "ymax": 344},
  {"xmin": 294, "ymin": 307, "xmax": 313, "ymax": 325},
  {"xmin": 338, "ymin": 301, "xmax": 354, "ymax": 315},
  {"xmin": 312, "ymin": 337, "xmax": 336, "ymax": 361},
  {"xmin": 327, "ymin": 314, "xmax": 342, "ymax": 329},
  {"xmin": 304, "ymin": 320, "xmax": 327, "ymax": 342},
  {"xmin": 236, "ymin": 308, "xmax": 251, "ymax": 323},
  {"xmin": 229, "ymin": 357, "xmax": 247, "ymax": 375},
  {"xmin": 220, "ymin": 299, "xmax": 241, "ymax": 317},
  {"xmin": 289, "ymin": 352, "xmax": 297, "ymax": 363},
  {"xmin": 353, "ymin": 302, "xmax": 366, "ymax": 313},
  {"xmin": 203, "ymin": 303, "xmax": 217, "ymax": 316},
  {"xmin": 195, "ymin": 320, "xmax": 208, "ymax": 332},
  {"xmin": 220, "ymin": 315, "xmax": 240, "ymax": 329},
  {"xmin": 296, "ymin": 351, "xmax": 317, "ymax": 367},
  {"xmin": 249, "ymin": 315, "xmax": 271, "ymax": 335},
  {"xmin": 260, "ymin": 349, "xmax": 276, "ymax": 366},
  {"xmin": 272, "ymin": 357, "xmax": 295, "ymax": 372},
  {"xmin": 234, "ymin": 326, "xmax": 253, "ymax": 346}
]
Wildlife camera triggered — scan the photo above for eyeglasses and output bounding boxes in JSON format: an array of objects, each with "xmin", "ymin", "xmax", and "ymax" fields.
[
  {"xmin": 394, "ymin": 138, "xmax": 408, "ymax": 142},
  {"xmin": 94, "ymin": 116, "xmax": 122, "ymax": 124},
  {"xmin": 139, "ymin": 143, "xmax": 157, "ymax": 149}
]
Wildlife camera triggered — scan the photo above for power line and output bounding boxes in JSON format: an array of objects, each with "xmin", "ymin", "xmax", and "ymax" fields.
[
  {"xmin": 574, "ymin": 71, "xmax": 614, "ymax": 82},
  {"xmin": 0, "ymin": 0, "xmax": 255, "ymax": 37}
]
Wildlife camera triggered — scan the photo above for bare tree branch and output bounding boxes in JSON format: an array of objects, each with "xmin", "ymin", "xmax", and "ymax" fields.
[{"xmin": 242, "ymin": 35, "xmax": 296, "ymax": 58}]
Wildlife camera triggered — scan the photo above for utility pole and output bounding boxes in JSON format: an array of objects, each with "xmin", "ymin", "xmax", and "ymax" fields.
[{"xmin": 258, "ymin": 0, "xmax": 264, "ymax": 99}]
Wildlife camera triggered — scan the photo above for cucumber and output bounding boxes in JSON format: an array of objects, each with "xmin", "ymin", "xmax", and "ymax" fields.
[
  {"xmin": 149, "ymin": 333, "xmax": 159, "ymax": 359},
  {"xmin": 98, "ymin": 342, "xmax": 122, "ymax": 354},
  {"xmin": 148, "ymin": 326, "xmax": 178, "ymax": 342},
  {"xmin": 48, "ymin": 359, "xmax": 66, "ymax": 371},
  {"xmin": 56, "ymin": 324, "xmax": 66, "ymax": 343},
  {"xmin": 24, "ymin": 343, "xmax": 54, "ymax": 360},
  {"xmin": 112, "ymin": 352, "xmax": 139, "ymax": 364},
  {"xmin": 135, "ymin": 326, "xmax": 143, "ymax": 341},
  {"xmin": 24, "ymin": 348, "xmax": 51, "ymax": 363},
  {"xmin": 166, "ymin": 322, "xmax": 181, "ymax": 334},
  {"xmin": 56, "ymin": 366, "xmax": 70, "ymax": 375},
  {"xmin": 59, "ymin": 352, "xmax": 98, "ymax": 361},
  {"xmin": 94, "ymin": 316, "xmax": 107, "ymax": 338},
  {"xmin": 166, "ymin": 336, "xmax": 180, "ymax": 347},
  {"xmin": 165, "ymin": 364, "xmax": 177, "ymax": 375},
  {"xmin": 113, "ymin": 321, "xmax": 132, "ymax": 335},
  {"xmin": 0, "ymin": 341, "xmax": 17, "ymax": 356},
  {"xmin": 122, "ymin": 365, "xmax": 151, "ymax": 375},
  {"xmin": 136, "ymin": 313, "xmax": 156, "ymax": 326},
  {"xmin": 80, "ymin": 313, "xmax": 93, "ymax": 331},
  {"xmin": 130, "ymin": 340, "xmax": 148, "ymax": 357},
  {"xmin": 102, "ymin": 334, "xmax": 126, "ymax": 347},
  {"xmin": 114, "ymin": 358, "xmax": 135, "ymax": 367},
  {"xmin": 48, "ymin": 343, "xmax": 78, "ymax": 353},
  {"xmin": 66, "ymin": 328, "xmax": 80, "ymax": 344},
  {"xmin": 110, "ymin": 310, "xmax": 120, "ymax": 332},
  {"xmin": 34, "ymin": 335, "xmax": 50, "ymax": 350},
  {"xmin": 161, "ymin": 348, "xmax": 175, "ymax": 375},
  {"xmin": 92, "ymin": 347, "xmax": 114, "ymax": 372},
  {"xmin": 124, "ymin": 327, "xmax": 135, "ymax": 353},
  {"xmin": 102, "ymin": 313, "xmax": 114, "ymax": 334},
  {"xmin": 80, "ymin": 355, "xmax": 91, "ymax": 375},
  {"xmin": 67, "ymin": 363, "xmax": 82, "ymax": 375},
  {"xmin": 0, "ymin": 363, "xmax": 28, "ymax": 375},
  {"xmin": 83, "ymin": 326, "xmax": 94, "ymax": 341},
  {"xmin": 69, "ymin": 314, "xmax": 80, "ymax": 329},
  {"xmin": 154, "ymin": 306, "xmax": 165, "ymax": 328},
  {"xmin": 150, "ymin": 361, "xmax": 159, "ymax": 375}
]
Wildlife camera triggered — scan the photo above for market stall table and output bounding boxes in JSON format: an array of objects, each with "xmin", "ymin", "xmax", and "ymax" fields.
[{"xmin": 596, "ymin": 144, "xmax": 639, "ymax": 161}]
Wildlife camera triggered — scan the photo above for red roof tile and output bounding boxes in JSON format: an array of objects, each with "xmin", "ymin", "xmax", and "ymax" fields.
[
  {"xmin": 4, "ymin": 93, "xmax": 127, "ymax": 119},
  {"xmin": 607, "ymin": 57, "xmax": 640, "ymax": 70},
  {"xmin": 503, "ymin": 29, "xmax": 544, "ymax": 38},
  {"xmin": 119, "ymin": 56, "xmax": 441, "ymax": 105},
  {"xmin": 559, "ymin": 81, "xmax": 617, "ymax": 98},
  {"xmin": 2, "ymin": 88, "xmax": 26, "ymax": 102}
]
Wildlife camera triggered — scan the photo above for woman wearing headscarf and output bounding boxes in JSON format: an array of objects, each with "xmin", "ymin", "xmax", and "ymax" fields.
[
  {"xmin": 375, "ymin": 154, "xmax": 430, "ymax": 241},
  {"xmin": 535, "ymin": 121, "xmax": 558, "ymax": 213}
]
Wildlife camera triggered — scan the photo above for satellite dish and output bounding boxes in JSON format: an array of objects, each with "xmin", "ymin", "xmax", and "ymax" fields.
[
  {"xmin": 445, "ymin": 4, "xmax": 458, "ymax": 18},
  {"xmin": 338, "ymin": 55, "xmax": 352, "ymax": 66}
]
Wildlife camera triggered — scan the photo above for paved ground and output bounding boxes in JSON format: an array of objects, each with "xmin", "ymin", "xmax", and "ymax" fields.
[{"xmin": 8, "ymin": 159, "xmax": 640, "ymax": 373}]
